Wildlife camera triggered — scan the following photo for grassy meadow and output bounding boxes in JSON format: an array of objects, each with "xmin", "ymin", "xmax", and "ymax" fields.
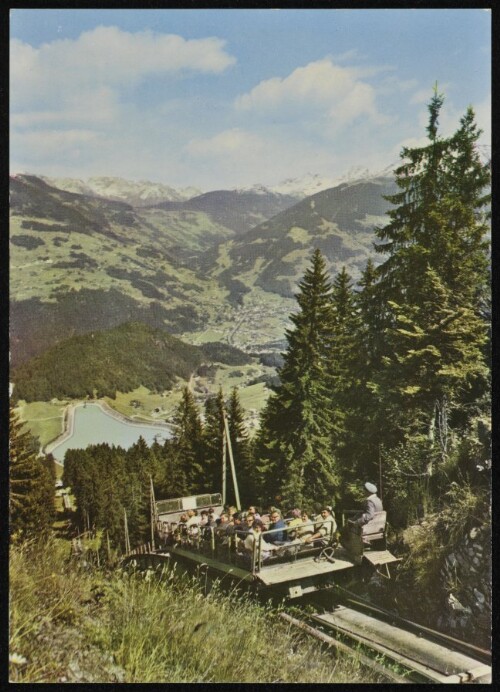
[{"xmin": 9, "ymin": 536, "xmax": 386, "ymax": 683}]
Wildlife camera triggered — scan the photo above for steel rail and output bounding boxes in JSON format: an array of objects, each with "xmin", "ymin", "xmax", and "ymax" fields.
[
  {"xmin": 279, "ymin": 612, "xmax": 411, "ymax": 684},
  {"xmin": 332, "ymin": 585, "xmax": 491, "ymax": 665},
  {"xmin": 283, "ymin": 605, "xmax": 491, "ymax": 684},
  {"xmin": 285, "ymin": 584, "xmax": 492, "ymax": 684}
]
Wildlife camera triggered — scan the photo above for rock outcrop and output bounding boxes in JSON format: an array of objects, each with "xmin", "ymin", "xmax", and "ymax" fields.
[{"xmin": 438, "ymin": 524, "xmax": 491, "ymax": 646}]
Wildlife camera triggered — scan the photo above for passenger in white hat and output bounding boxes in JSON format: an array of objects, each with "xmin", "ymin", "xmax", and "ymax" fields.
[{"xmin": 356, "ymin": 482, "xmax": 383, "ymax": 526}]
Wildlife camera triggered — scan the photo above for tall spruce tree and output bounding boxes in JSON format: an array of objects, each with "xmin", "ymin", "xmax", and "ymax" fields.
[
  {"xmin": 255, "ymin": 249, "xmax": 340, "ymax": 509},
  {"xmin": 327, "ymin": 267, "xmax": 366, "ymax": 489},
  {"xmin": 171, "ymin": 386, "xmax": 204, "ymax": 492},
  {"xmin": 357, "ymin": 258, "xmax": 384, "ymax": 374},
  {"xmin": 9, "ymin": 405, "xmax": 54, "ymax": 541},
  {"xmin": 371, "ymin": 89, "xmax": 490, "ymax": 448},
  {"xmin": 375, "ymin": 89, "xmax": 489, "ymax": 316},
  {"xmin": 329, "ymin": 267, "xmax": 361, "ymax": 411},
  {"xmin": 377, "ymin": 267, "xmax": 488, "ymax": 442},
  {"xmin": 346, "ymin": 258, "xmax": 386, "ymax": 482}
]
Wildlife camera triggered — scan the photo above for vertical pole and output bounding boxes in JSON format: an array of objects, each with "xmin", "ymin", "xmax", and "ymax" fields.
[
  {"xmin": 379, "ymin": 446, "xmax": 383, "ymax": 503},
  {"xmin": 223, "ymin": 412, "xmax": 241, "ymax": 510},
  {"xmin": 124, "ymin": 507, "xmax": 130, "ymax": 555},
  {"xmin": 150, "ymin": 475, "xmax": 156, "ymax": 551},
  {"xmin": 222, "ymin": 425, "xmax": 227, "ymax": 506}
]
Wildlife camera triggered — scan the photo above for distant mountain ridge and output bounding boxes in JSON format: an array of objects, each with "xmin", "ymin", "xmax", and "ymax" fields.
[
  {"xmin": 264, "ymin": 166, "xmax": 388, "ymax": 198},
  {"xmin": 38, "ymin": 174, "xmax": 201, "ymax": 207},
  {"xmin": 208, "ymin": 176, "xmax": 397, "ymax": 297},
  {"xmin": 35, "ymin": 165, "xmax": 399, "ymax": 206},
  {"xmin": 153, "ymin": 188, "xmax": 300, "ymax": 235}
]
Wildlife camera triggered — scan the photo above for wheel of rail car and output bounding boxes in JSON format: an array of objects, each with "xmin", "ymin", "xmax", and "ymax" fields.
[{"xmin": 315, "ymin": 547, "xmax": 336, "ymax": 563}]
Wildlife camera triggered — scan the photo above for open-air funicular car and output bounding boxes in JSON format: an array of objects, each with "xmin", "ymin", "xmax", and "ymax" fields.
[{"xmin": 148, "ymin": 491, "xmax": 399, "ymax": 600}]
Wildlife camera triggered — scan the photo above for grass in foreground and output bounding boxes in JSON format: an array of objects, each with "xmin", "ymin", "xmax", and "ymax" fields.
[{"xmin": 10, "ymin": 536, "xmax": 386, "ymax": 683}]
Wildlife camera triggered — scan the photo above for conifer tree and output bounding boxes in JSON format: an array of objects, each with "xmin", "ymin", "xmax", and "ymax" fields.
[
  {"xmin": 375, "ymin": 266, "xmax": 488, "ymax": 444},
  {"xmin": 171, "ymin": 386, "xmax": 204, "ymax": 491},
  {"xmin": 327, "ymin": 267, "xmax": 366, "ymax": 488},
  {"xmin": 357, "ymin": 258, "xmax": 384, "ymax": 373},
  {"xmin": 125, "ymin": 437, "xmax": 158, "ymax": 544},
  {"xmin": 9, "ymin": 405, "xmax": 54, "ymax": 541},
  {"xmin": 371, "ymin": 88, "xmax": 490, "ymax": 456},
  {"xmin": 155, "ymin": 439, "xmax": 190, "ymax": 499},
  {"xmin": 255, "ymin": 249, "xmax": 340, "ymax": 508},
  {"xmin": 330, "ymin": 267, "xmax": 361, "ymax": 405}
]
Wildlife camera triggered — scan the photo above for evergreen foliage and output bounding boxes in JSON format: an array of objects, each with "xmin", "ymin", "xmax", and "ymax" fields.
[
  {"xmin": 199, "ymin": 342, "xmax": 252, "ymax": 366},
  {"xmin": 170, "ymin": 387, "xmax": 204, "ymax": 492},
  {"xmin": 255, "ymin": 249, "xmax": 341, "ymax": 508},
  {"xmin": 63, "ymin": 436, "xmax": 182, "ymax": 549},
  {"xmin": 12, "ymin": 322, "xmax": 203, "ymax": 402},
  {"xmin": 9, "ymin": 405, "xmax": 54, "ymax": 541},
  {"xmin": 365, "ymin": 90, "xmax": 491, "ymax": 520}
]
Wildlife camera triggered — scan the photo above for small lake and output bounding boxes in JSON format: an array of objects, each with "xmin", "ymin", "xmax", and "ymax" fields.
[{"xmin": 49, "ymin": 403, "xmax": 172, "ymax": 462}]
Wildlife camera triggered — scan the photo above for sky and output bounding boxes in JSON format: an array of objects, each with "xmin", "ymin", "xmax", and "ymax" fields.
[{"xmin": 10, "ymin": 8, "xmax": 491, "ymax": 192}]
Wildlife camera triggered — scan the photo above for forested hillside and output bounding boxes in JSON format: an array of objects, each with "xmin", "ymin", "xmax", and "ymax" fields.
[{"xmin": 11, "ymin": 322, "xmax": 253, "ymax": 402}]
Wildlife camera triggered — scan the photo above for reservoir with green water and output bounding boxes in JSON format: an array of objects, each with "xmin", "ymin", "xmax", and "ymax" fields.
[{"xmin": 49, "ymin": 403, "xmax": 171, "ymax": 462}]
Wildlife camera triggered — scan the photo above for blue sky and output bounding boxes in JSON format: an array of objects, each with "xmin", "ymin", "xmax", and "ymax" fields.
[{"xmin": 10, "ymin": 9, "xmax": 491, "ymax": 191}]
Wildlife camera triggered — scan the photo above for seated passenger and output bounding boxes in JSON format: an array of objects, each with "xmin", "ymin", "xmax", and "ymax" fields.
[
  {"xmin": 176, "ymin": 514, "xmax": 188, "ymax": 539},
  {"xmin": 199, "ymin": 510, "xmax": 209, "ymax": 527},
  {"xmin": 235, "ymin": 513, "xmax": 255, "ymax": 546},
  {"xmin": 215, "ymin": 513, "xmax": 230, "ymax": 536},
  {"xmin": 355, "ymin": 482, "xmax": 383, "ymax": 527},
  {"xmin": 302, "ymin": 507, "xmax": 336, "ymax": 545},
  {"xmin": 286, "ymin": 509, "xmax": 303, "ymax": 539},
  {"xmin": 295, "ymin": 511, "xmax": 314, "ymax": 540},
  {"xmin": 186, "ymin": 509, "xmax": 199, "ymax": 527},
  {"xmin": 225, "ymin": 512, "xmax": 242, "ymax": 539},
  {"xmin": 185, "ymin": 509, "xmax": 200, "ymax": 537},
  {"xmin": 248, "ymin": 505, "xmax": 261, "ymax": 520},
  {"xmin": 226, "ymin": 511, "xmax": 238, "ymax": 529},
  {"xmin": 267, "ymin": 510, "xmax": 289, "ymax": 544},
  {"xmin": 242, "ymin": 519, "xmax": 280, "ymax": 561}
]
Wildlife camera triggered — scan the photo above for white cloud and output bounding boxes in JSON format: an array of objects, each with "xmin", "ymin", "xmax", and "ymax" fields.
[
  {"xmin": 10, "ymin": 27, "xmax": 236, "ymax": 107},
  {"xmin": 235, "ymin": 58, "xmax": 385, "ymax": 128},
  {"xmin": 10, "ymin": 27, "xmax": 237, "ymax": 184},
  {"xmin": 186, "ymin": 128, "xmax": 264, "ymax": 157}
]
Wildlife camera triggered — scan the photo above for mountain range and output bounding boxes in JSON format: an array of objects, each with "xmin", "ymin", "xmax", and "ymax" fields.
[
  {"xmin": 10, "ymin": 171, "xmax": 397, "ymax": 373},
  {"xmin": 40, "ymin": 175, "xmax": 202, "ymax": 207}
]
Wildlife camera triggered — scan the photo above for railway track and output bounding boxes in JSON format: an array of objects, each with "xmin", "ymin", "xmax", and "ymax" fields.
[{"xmin": 282, "ymin": 588, "xmax": 491, "ymax": 684}]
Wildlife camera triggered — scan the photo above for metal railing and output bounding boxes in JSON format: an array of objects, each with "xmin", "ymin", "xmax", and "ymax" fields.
[
  {"xmin": 254, "ymin": 519, "xmax": 337, "ymax": 573},
  {"xmin": 154, "ymin": 518, "xmax": 338, "ymax": 574}
]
